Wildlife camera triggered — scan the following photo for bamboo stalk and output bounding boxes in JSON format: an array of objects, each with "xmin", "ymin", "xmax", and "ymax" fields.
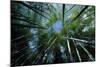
[
  {"xmin": 12, "ymin": 23, "xmax": 46, "ymax": 29},
  {"xmin": 63, "ymin": 36, "xmax": 91, "ymax": 43},
  {"xmin": 72, "ymin": 6, "xmax": 88, "ymax": 21},
  {"xmin": 66, "ymin": 38, "xmax": 73, "ymax": 62},
  {"xmin": 72, "ymin": 40, "xmax": 82, "ymax": 62},
  {"xmin": 16, "ymin": 1, "xmax": 49, "ymax": 19},
  {"xmin": 78, "ymin": 42, "xmax": 94, "ymax": 61}
]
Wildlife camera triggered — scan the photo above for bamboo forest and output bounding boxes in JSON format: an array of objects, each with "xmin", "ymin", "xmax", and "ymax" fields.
[{"xmin": 11, "ymin": 1, "xmax": 95, "ymax": 66}]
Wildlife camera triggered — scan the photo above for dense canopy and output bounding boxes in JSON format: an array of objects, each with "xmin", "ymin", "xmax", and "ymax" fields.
[{"xmin": 11, "ymin": 1, "xmax": 95, "ymax": 66}]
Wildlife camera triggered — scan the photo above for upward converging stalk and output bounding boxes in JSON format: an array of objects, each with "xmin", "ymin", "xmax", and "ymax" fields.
[
  {"xmin": 72, "ymin": 6, "xmax": 88, "ymax": 21},
  {"xmin": 72, "ymin": 40, "xmax": 82, "ymax": 62},
  {"xmin": 16, "ymin": 1, "xmax": 49, "ymax": 19},
  {"xmin": 78, "ymin": 42, "xmax": 94, "ymax": 61},
  {"xmin": 66, "ymin": 38, "xmax": 73, "ymax": 62},
  {"xmin": 62, "ymin": 4, "xmax": 65, "ymax": 26}
]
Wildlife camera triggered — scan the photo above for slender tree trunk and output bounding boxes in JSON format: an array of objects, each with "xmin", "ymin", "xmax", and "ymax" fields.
[{"xmin": 72, "ymin": 6, "xmax": 88, "ymax": 21}]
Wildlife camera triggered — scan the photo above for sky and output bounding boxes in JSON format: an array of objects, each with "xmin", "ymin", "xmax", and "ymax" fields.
[{"xmin": 52, "ymin": 20, "xmax": 63, "ymax": 32}]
